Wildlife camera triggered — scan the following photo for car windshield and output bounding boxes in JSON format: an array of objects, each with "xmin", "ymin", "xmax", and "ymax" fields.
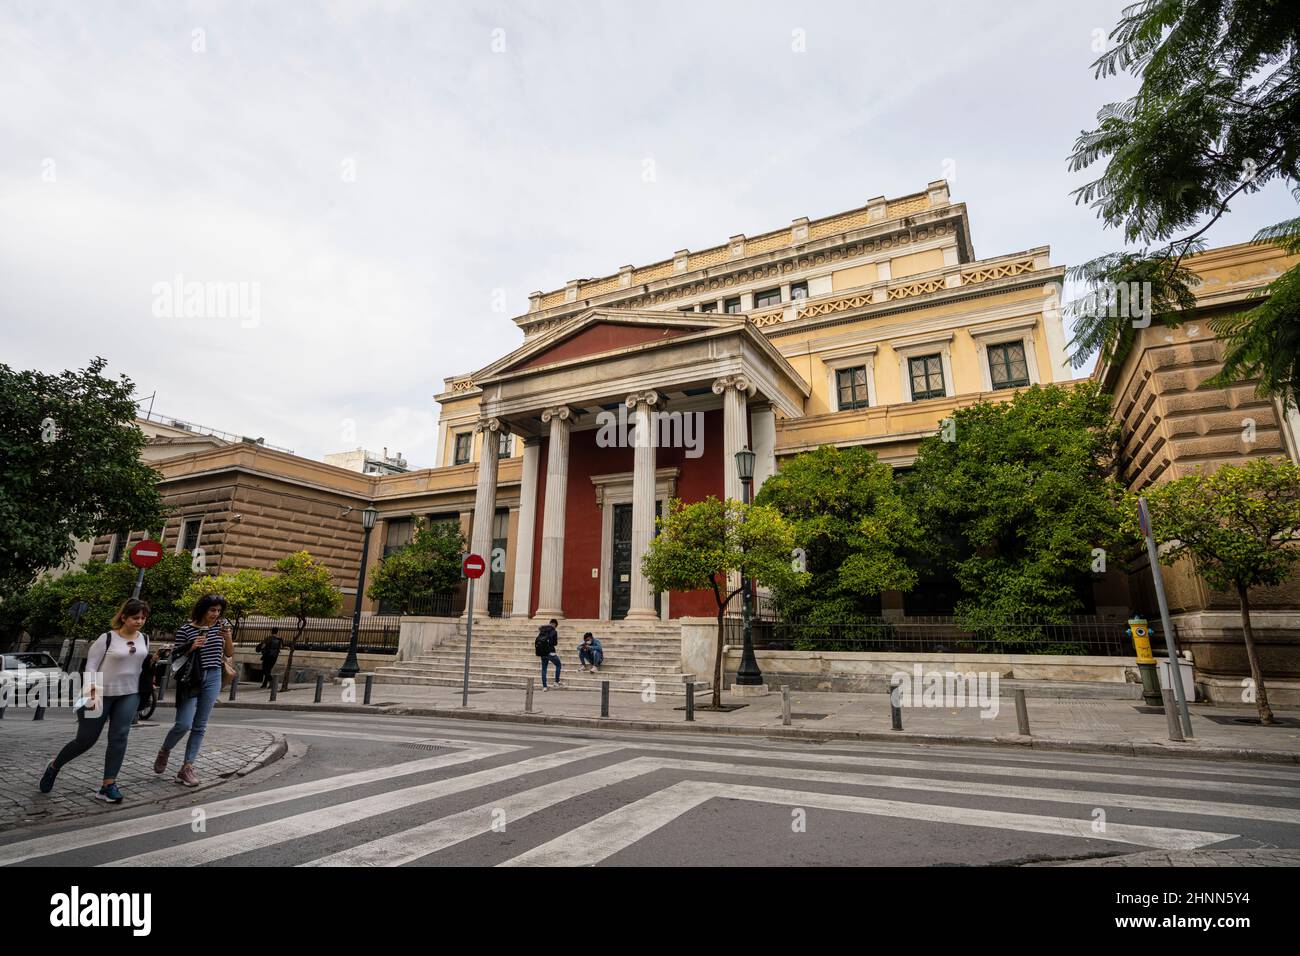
[{"xmin": 4, "ymin": 653, "xmax": 59, "ymax": 669}]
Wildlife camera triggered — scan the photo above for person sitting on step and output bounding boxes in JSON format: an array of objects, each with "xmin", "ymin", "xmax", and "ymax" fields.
[{"xmin": 577, "ymin": 632, "xmax": 603, "ymax": 673}]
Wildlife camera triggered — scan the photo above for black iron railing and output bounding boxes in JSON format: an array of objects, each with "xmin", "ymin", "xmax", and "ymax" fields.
[{"xmin": 234, "ymin": 617, "xmax": 402, "ymax": 655}]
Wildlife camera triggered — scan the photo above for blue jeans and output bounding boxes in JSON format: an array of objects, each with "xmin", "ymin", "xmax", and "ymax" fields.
[
  {"xmin": 163, "ymin": 666, "xmax": 221, "ymax": 765},
  {"xmin": 540, "ymin": 654, "xmax": 562, "ymax": 687},
  {"xmin": 579, "ymin": 647, "xmax": 603, "ymax": 667},
  {"xmin": 53, "ymin": 693, "xmax": 139, "ymax": 781}
]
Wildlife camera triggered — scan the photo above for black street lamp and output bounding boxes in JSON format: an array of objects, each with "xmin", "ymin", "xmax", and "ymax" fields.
[
  {"xmin": 734, "ymin": 446, "xmax": 763, "ymax": 686},
  {"xmin": 340, "ymin": 505, "xmax": 379, "ymax": 679}
]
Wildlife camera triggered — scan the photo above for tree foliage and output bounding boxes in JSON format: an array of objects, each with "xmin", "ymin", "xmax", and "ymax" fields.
[
  {"xmin": 641, "ymin": 496, "xmax": 807, "ymax": 708},
  {"xmin": 262, "ymin": 550, "xmax": 342, "ymax": 691},
  {"xmin": 366, "ymin": 518, "xmax": 465, "ymax": 612},
  {"xmin": 1140, "ymin": 457, "xmax": 1300, "ymax": 724},
  {"xmin": 755, "ymin": 444, "xmax": 920, "ymax": 620},
  {"xmin": 178, "ymin": 567, "xmax": 271, "ymax": 639},
  {"xmin": 906, "ymin": 383, "xmax": 1135, "ymax": 637},
  {"xmin": 0, "ymin": 358, "xmax": 164, "ymax": 592},
  {"xmin": 1066, "ymin": 0, "xmax": 1300, "ymax": 399}
]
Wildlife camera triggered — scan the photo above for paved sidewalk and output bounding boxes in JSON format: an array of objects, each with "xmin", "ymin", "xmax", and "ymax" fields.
[
  {"xmin": 1057, "ymin": 849, "xmax": 1300, "ymax": 866},
  {"xmin": 217, "ymin": 678, "xmax": 1300, "ymax": 762},
  {"xmin": 0, "ymin": 704, "xmax": 282, "ymax": 832}
]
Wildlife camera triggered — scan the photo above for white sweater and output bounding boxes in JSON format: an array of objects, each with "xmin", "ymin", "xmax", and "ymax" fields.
[{"xmin": 84, "ymin": 631, "xmax": 147, "ymax": 698}]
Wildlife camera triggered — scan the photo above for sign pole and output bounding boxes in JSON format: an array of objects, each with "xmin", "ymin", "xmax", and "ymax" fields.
[
  {"xmin": 462, "ymin": 576, "xmax": 474, "ymax": 708},
  {"xmin": 1138, "ymin": 497, "xmax": 1193, "ymax": 739},
  {"xmin": 131, "ymin": 567, "xmax": 146, "ymax": 599}
]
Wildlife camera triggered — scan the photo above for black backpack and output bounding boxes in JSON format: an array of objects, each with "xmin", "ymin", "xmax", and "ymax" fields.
[{"xmin": 534, "ymin": 633, "xmax": 551, "ymax": 657}]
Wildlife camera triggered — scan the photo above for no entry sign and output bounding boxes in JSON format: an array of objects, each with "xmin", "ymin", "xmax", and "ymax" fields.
[
  {"xmin": 462, "ymin": 553, "xmax": 486, "ymax": 579},
  {"xmin": 129, "ymin": 539, "xmax": 164, "ymax": 569}
]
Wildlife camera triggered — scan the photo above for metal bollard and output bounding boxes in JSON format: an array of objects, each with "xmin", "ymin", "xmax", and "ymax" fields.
[
  {"xmin": 684, "ymin": 681, "xmax": 694, "ymax": 722},
  {"xmin": 1162, "ymin": 689, "xmax": 1184, "ymax": 742},
  {"xmin": 600, "ymin": 680, "xmax": 609, "ymax": 718},
  {"xmin": 781, "ymin": 685, "xmax": 791, "ymax": 726},
  {"xmin": 525, "ymin": 677, "xmax": 534, "ymax": 714},
  {"xmin": 888, "ymin": 680, "xmax": 903, "ymax": 731},
  {"xmin": 1014, "ymin": 688, "xmax": 1031, "ymax": 736},
  {"xmin": 314, "ymin": 675, "xmax": 324, "ymax": 704},
  {"xmin": 33, "ymin": 704, "xmax": 45, "ymax": 721},
  {"xmin": 228, "ymin": 678, "xmax": 237, "ymax": 702},
  {"xmin": 269, "ymin": 680, "xmax": 278, "ymax": 702},
  {"xmin": 364, "ymin": 675, "xmax": 373, "ymax": 705}
]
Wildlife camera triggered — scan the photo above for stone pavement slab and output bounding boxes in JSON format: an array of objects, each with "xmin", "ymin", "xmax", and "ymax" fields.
[
  {"xmin": 216, "ymin": 678, "xmax": 1300, "ymax": 763},
  {"xmin": 0, "ymin": 703, "xmax": 281, "ymax": 832}
]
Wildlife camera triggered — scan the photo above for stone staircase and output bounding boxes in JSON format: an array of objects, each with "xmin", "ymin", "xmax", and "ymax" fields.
[{"xmin": 373, "ymin": 618, "xmax": 705, "ymax": 695}]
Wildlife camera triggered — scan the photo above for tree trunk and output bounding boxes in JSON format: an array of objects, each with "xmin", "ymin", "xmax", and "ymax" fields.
[
  {"xmin": 1237, "ymin": 584, "xmax": 1274, "ymax": 725},
  {"xmin": 712, "ymin": 608, "xmax": 725, "ymax": 710},
  {"xmin": 279, "ymin": 618, "xmax": 306, "ymax": 692}
]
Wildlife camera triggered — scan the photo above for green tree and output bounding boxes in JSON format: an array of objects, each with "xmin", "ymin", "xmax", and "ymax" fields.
[
  {"xmin": 0, "ymin": 357, "xmax": 164, "ymax": 592},
  {"xmin": 263, "ymin": 551, "xmax": 342, "ymax": 691},
  {"xmin": 1140, "ymin": 458, "xmax": 1300, "ymax": 725},
  {"xmin": 1066, "ymin": 0, "xmax": 1300, "ymax": 399},
  {"xmin": 755, "ymin": 444, "xmax": 920, "ymax": 621},
  {"xmin": 366, "ymin": 518, "xmax": 465, "ymax": 613},
  {"xmin": 906, "ymin": 383, "xmax": 1135, "ymax": 640},
  {"xmin": 641, "ymin": 497, "xmax": 807, "ymax": 709},
  {"xmin": 179, "ymin": 567, "xmax": 271, "ymax": 641}
]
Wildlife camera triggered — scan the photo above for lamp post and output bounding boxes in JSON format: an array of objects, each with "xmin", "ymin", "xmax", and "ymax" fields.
[
  {"xmin": 734, "ymin": 446, "xmax": 763, "ymax": 686},
  {"xmin": 340, "ymin": 505, "xmax": 378, "ymax": 679}
]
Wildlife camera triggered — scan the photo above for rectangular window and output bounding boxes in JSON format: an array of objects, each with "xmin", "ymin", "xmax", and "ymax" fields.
[
  {"xmin": 180, "ymin": 519, "xmax": 203, "ymax": 552},
  {"xmin": 497, "ymin": 432, "xmax": 512, "ymax": 459},
  {"xmin": 109, "ymin": 534, "xmax": 127, "ymax": 564},
  {"xmin": 835, "ymin": 365, "xmax": 870, "ymax": 410},
  {"xmin": 383, "ymin": 517, "xmax": 413, "ymax": 557},
  {"xmin": 790, "ymin": 282, "xmax": 808, "ymax": 300},
  {"xmin": 909, "ymin": 354, "xmax": 946, "ymax": 401},
  {"xmin": 724, "ymin": 297, "xmax": 742, "ymax": 314},
  {"xmin": 988, "ymin": 341, "xmax": 1030, "ymax": 390},
  {"xmin": 754, "ymin": 287, "xmax": 781, "ymax": 308},
  {"xmin": 453, "ymin": 432, "xmax": 472, "ymax": 465},
  {"xmin": 699, "ymin": 301, "xmax": 717, "ymax": 313}
]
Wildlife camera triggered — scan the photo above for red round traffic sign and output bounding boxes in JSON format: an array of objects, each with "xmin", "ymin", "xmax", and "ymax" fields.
[
  {"xmin": 129, "ymin": 539, "xmax": 164, "ymax": 569},
  {"xmin": 462, "ymin": 553, "xmax": 486, "ymax": 579}
]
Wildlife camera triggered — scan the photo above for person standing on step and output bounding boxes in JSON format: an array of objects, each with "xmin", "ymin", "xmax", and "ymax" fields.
[
  {"xmin": 256, "ymin": 628, "xmax": 282, "ymax": 688},
  {"xmin": 154, "ymin": 594, "xmax": 231, "ymax": 787},
  {"xmin": 577, "ymin": 632, "xmax": 603, "ymax": 672},
  {"xmin": 535, "ymin": 618, "xmax": 562, "ymax": 690},
  {"xmin": 38, "ymin": 599, "xmax": 151, "ymax": 803}
]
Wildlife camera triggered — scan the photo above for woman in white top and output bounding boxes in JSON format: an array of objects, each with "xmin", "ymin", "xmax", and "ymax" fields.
[{"xmin": 38, "ymin": 599, "xmax": 150, "ymax": 804}]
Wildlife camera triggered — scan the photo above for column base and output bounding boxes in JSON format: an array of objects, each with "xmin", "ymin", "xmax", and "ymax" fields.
[
  {"xmin": 623, "ymin": 608, "xmax": 660, "ymax": 622},
  {"xmin": 533, "ymin": 610, "xmax": 565, "ymax": 622},
  {"xmin": 729, "ymin": 683, "xmax": 770, "ymax": 697}
]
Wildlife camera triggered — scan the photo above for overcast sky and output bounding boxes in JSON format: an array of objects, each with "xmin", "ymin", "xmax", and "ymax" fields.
[{"xmin": 1, "ymin": 0, "xmax": 1293, "ymax": 467}]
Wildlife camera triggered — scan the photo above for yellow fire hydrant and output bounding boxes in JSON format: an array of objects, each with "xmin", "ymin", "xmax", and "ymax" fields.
[{"xmin": 1128, "ymin": 616, "xmax": 1163, "ymax": 707}]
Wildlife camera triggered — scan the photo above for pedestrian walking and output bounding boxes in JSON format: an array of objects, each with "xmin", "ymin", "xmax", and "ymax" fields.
[
  {"xmin": 154, "ymin": 594, "xmax": 233, "ymax": 787},
  {"xmin": 577, "ymin": 632, "xmax": 603, "ymax": 672},
  {"xmin": 535, "ymin": 618, "xmax": 562, "ymax": 690},
  {"xmin": 256, "ymin": 628, "xmax": 283, "ymax": 688},
  {"xmin": 38, "ymin": 599, "xmax": 151, "ymax": 803}
]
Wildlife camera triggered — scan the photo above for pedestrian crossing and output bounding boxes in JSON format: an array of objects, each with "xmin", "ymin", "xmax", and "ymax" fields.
[{"xmin": 4, "ymin": 718, "xmax": 1299, "ymax": 867}]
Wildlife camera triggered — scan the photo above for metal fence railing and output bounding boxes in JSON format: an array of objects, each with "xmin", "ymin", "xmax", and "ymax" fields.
[
  {"xmin": 723, "ymin": 615, "xmax": 1159, "ymax": 657},
  {"xmin": 397, "ymin": 592, "xmax": 511, "ymax": 618},
  {"xmin": 233, "ymin": 616, "xmax": 402, "ymax": 655}
]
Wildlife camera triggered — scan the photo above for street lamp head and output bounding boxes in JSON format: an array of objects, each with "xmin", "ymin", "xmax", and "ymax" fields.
[
  {"xmin": 361, "ymin": 506, "xmax": 378, "ymax": 530},
  {"xmin": 734, "ymin": 446, "xmax": 756, "ymax": 483}
]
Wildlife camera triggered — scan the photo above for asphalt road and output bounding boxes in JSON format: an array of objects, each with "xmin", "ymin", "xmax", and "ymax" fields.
[{"xmin": 4, "ymin": 708, "xmax": 1300, "ymax": 867}]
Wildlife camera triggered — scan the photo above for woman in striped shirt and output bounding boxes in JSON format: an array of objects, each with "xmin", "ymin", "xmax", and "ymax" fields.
[{"xmin": 154, "ymin": 593, "xmax": 231, "ymax": 787}]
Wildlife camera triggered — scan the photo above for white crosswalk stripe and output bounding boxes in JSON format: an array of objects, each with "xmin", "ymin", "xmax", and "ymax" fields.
[{"xmin": 5, "ymin": 727, "xmax": 1296, "ymax": 868}]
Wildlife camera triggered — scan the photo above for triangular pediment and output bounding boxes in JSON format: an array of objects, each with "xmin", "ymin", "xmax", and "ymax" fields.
[{"xmin": 480, "ymin": 309, "xmax": 745, "ymax": 379}]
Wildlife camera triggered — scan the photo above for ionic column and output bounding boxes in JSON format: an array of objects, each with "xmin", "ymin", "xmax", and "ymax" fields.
[
  {"xmin": 751, "ymin": 403, "xmax": 777, "ymax": 495},
  {"xmin": 511, "ymin": 437, "xmax": 541, "ymax": 618},
  {"xmin": 534, "ymin": 406, "xmax": 572, "ymax": 620},
  {"xmin": 626, "ymin": 389, "xmax": 660, "ymax": 621},
  {"xmin": 468, "ymin": 418, "xmax": 506, "ymax": 615},
  {"xmin": 713, "ymin": 374, "xmax": 753, "ymax": 503}
]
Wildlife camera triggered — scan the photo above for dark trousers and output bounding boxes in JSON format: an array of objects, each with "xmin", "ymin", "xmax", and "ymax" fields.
[
  {"xmin": 53, "ymin": 693, "xmax": 139, "ymax": 781},
  {"xmin": 260, "ymin": 659, "xmax": 278, "ymax": 687},
  {"xmin": 579, "ymin": 647, "xmax": 603, "ymax": 667},
  {"xmin": 540, "ymin": 654, "xmax": 562, "ymax": 686}
]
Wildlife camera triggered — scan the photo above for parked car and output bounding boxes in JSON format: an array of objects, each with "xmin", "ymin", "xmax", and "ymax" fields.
[{"xmin": 1, "ymin": 652, "xmax": 68, "ymax": 699}]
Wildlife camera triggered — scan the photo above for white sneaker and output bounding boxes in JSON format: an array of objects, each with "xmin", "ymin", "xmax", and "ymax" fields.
[
  {"xmin": 542, "ymin": 685, "xmax": 550, "ymax": 692},
  {"xmin": 592, "ymin": 665, "xmax": 600, "ymax": 672}
]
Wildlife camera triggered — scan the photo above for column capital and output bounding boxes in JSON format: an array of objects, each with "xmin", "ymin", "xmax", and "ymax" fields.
[
  {"xmin": 473, "ymin": 416, "xmax": 508, "ymax": 435},
  {"xmin": 711, "ymin": 374, "xmax": 755, "ymax": 397},
  {"xmin": 540, "ymin": 405, "xmax": 573, "ymax": 424},
  {"xmin": 624, "ymin": 389, "xmax": 661, "ymax": 409}
]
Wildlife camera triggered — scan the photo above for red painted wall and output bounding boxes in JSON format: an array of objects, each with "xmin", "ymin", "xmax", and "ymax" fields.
[
  {"xmin": 526, "ymin": 408, "xmax": 731, "ymax": 620},
  {"xmin": 512, "ymin": 323, "xmax": 692, "ymax": 371}
]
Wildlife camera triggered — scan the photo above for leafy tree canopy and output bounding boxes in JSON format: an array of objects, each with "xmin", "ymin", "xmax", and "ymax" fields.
[
  {"xmin": 1066, "ymin": 0, "xmax": 1300, "ymax": 399},
  {"xmin": 366, "ymin": 518, "xmax": 465, "ymax": 612},
  {"xmin": 0, "ymin": 357, "xmax": 164, "ymax": 592}
]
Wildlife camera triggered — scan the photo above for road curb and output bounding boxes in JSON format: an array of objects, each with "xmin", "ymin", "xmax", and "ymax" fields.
[{"xmin": 200, "ymin": 699, "xmax": 1300, "ymax": 765}]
